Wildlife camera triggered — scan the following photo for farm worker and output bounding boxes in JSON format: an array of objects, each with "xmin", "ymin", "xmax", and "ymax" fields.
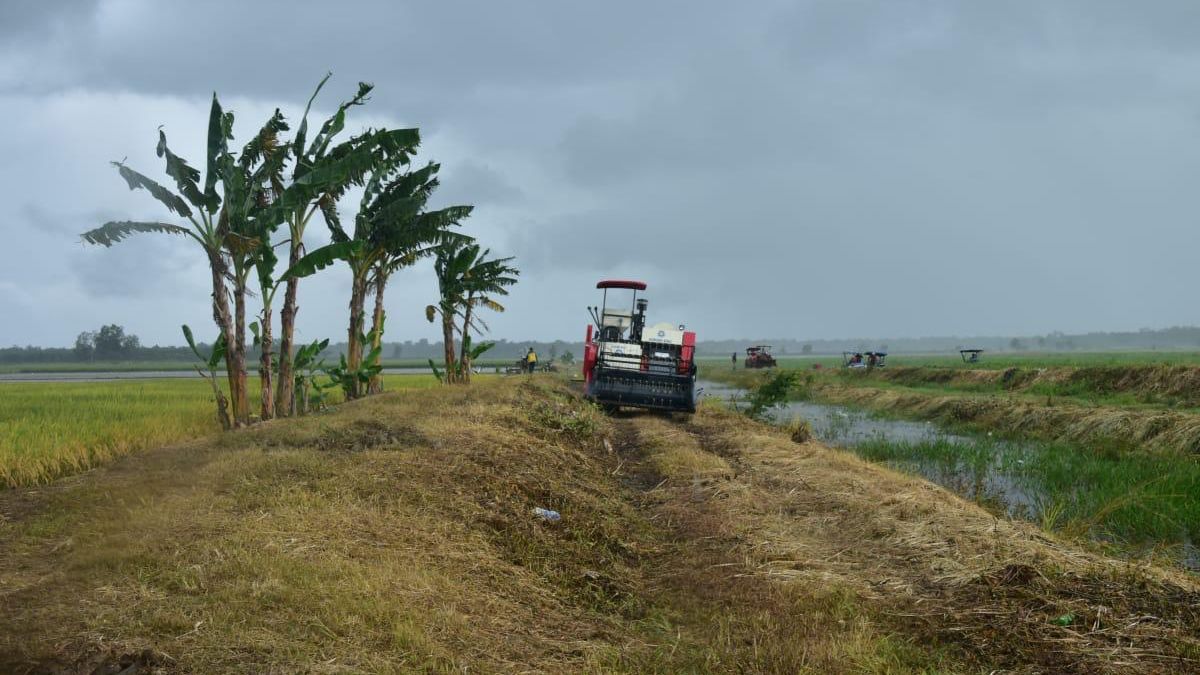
[
  {"xmin": 526, "ymin": 348, "xmax": 538, "ymax": 373},
  {"xmin": 732, "ymin": 352, "xmax": 738, "ymax": 368}
]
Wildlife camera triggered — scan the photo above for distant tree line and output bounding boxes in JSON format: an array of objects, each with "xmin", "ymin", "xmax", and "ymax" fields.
[{"xmin": 11, "ymin": 324, "xmax": 1200, "ymax": 368}]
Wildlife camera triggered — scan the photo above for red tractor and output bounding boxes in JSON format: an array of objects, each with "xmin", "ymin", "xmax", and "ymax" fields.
[
  {"xmin": 744, "ymin": 345, "xmax": 777, "ymax": 369},
  {"xmin": 582, "ymin": 280, "xmax": 697, "ymax": 413}
]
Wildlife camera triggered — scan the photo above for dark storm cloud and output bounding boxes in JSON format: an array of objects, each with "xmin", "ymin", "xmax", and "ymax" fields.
[
  {"xmin": 5, "ymin": 0, "xmax": 1200, "ymax": 346},
  {"xmin": 434, "ymin": 162, "xmax": 524, "ymax": 207}
]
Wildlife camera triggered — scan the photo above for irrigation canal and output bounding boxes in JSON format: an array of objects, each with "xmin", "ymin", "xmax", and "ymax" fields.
[{"xmin": 697, "ymin": 380, "xmax": 1199, "ymax": 572}]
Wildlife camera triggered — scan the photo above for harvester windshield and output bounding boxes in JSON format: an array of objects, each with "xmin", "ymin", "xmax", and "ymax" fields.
[{"xmin": 593, "ymin": 280, "xmax": 647, "ymax": 342}]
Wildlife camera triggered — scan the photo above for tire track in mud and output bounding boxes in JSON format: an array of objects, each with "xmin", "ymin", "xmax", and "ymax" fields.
[{"xmin": 616, "ymin": 409, "xmax": 1200, "ymax": 674}]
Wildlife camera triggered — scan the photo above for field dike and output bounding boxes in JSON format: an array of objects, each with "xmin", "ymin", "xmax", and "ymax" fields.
[
  {"xmin": 2, "ymin": 378, "xmax": 1198, "ymax": 673},
  {"xmin": 816, "ymin": 379, "xmax": 1200, "ymax": 454},
  {"xmin": 856, "ymin": 364, "xmax": 1200, "ymax": 407}
]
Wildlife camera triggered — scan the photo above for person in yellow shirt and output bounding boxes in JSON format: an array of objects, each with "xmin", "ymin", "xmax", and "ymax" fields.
[{"xmin": 526, "ymin": 347, "xmax": 538, "ymax": 373}]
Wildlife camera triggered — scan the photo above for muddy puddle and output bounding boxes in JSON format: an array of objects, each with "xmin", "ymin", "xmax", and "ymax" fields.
[{"xmin": 698, "ymin": 380, "xmax": 1200, "ymax": 571}]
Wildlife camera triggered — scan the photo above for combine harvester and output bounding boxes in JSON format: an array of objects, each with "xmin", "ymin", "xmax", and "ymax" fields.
[{"xmin": 582, "ymin": 280, "xmax": 697, "ymax": 413}]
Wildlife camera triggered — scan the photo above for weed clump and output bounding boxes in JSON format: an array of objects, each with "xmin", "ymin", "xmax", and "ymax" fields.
[
  {"xmin": 786, "ymin": 417, "xmax": 813, "ymax": 444},
  {"xmin": 744, "ymin": 370, "xmax": 810, "ymax": 420},
  {"xmin": 527, "ymin": 398, "xmax": 605, "ymax": 442}
]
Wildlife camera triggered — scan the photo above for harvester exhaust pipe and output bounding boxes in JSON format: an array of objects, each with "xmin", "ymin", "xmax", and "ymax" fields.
[{"xmin": 632, "ymin": 299, "xmax": 648, "ymax": 341}]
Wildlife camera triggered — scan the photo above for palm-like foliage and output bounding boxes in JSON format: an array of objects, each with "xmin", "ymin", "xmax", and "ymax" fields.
[
  {"xmin": 425, "ymin": 241, "xmax": 519, "ymax": 383},
  {"xmin": 268, "ymin": 75, "xmax": 419, "ymax": 415},
  {"xmin": 216, "ymin": 109, "xmax": 290, "ymax": 421},
  {"xmin": 81, "ymin": 95, "xmax": 261, "ymax": 425},
  {"xmin": 457, "ymin": 252, "xmax": 519, "ymax": 381},
  {"xmin": 283, "ymin": 160, "xmax": 472, "ymax": 398}
]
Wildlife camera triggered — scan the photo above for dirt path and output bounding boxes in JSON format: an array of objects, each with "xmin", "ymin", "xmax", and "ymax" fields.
[{"xmin": 618, "ymin": 409, "xmax": 1200, "ymax": 673}]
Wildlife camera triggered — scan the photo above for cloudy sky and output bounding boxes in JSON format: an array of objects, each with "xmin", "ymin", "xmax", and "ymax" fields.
[{"xmin": 3, "ymin": 0, "xmax": 1200, "ymax": 347}]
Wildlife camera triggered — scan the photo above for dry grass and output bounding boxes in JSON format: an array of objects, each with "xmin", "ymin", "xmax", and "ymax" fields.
[
  {"xmin": 636, "ymin": 405, "xmax": 1200, "ymax": 674},
  {"xmin": 863, "ymin": 364, "xmax": 1200, "ymax": 407},
  {"xmin": 2, "ymin": 377, "xmax": 1196, "ymax": 673}
]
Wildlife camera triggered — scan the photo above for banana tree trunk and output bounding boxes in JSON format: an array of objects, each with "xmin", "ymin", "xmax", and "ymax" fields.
[
  {"xmin": 459, "ymin": 300, "xmax": 474, "ymax": 385},
  {"xmin": 441, "ymin": 310, "xmax": 458, "ymax": 384},
  {"xmin": 230, "ymin": 275, "xmax": 250, "ymax": 427},
  {"xmin": 207, "ymin": 251, "xmax": 247, "ymax": 427},
  {"xmin": 346, "ymin": 272, "xmax": 368, "ymax": 399},
  {"xmin": 258, "ymin": 304, "xmax": 274, "ymax": 421},
  {"xmin": 275, "ymin": 218, "xmax": 302, "ymax": 417},
  {"xmin": 367, "ymin": 272, "xmax": 387, "ymax": 395}
]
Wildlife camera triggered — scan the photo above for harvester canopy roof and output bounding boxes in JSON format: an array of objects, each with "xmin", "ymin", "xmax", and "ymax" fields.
[{"xmin": 596, "ymin": 279, "xmax": 647, "ymax": 290}]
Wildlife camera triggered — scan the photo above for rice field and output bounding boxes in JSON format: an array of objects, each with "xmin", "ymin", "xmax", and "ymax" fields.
[{"xmin": 0, "ymin": 375, "xmax": 440, "ymax": 487}]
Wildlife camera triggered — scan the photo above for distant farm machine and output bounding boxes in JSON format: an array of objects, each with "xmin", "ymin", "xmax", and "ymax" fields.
[
  {"xmin": 842, "ymin": 350, "xmax": 888, "ymax": 369},
  {"xmin": 744, "ymin": 345, "xmax": 777, "ymax": 369},
  {"xmin": 582, "ymin": 280, "xmax": 697, "ymax": 413}
]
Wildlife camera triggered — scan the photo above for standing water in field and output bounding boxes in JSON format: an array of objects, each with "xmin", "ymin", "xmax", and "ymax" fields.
[{"xmin": 698, "ymin": 380, "xmax": 1200, "ymax": 572}]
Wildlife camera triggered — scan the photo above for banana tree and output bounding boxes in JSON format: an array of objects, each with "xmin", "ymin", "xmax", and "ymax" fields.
[
  {"xmin": 182, "ymin": 324, "xmax": 230, "ymax": 430},
  {"xmin": 425, "ymin": 243, "xmax": 518, "ymax": 384},
  {"xmin": 82, "ymin": 95, "xmax": 255, "ymax": 426},
  {"xmin": 218, "ymin": 109, "xmax": 290, "ymax": 421},
  {"xmin": 270, "ymin": 76, "xmax": 419, "ymax": 416},
  {"xmin": 363, "ymin": 163, "xmax": 473, "ymax": 394},
  {"xmin": 457, "ymin": 251, "xmax": 519, "ymax": 382},
  {"xmin": 292, "ymin": 338, "xmax": 337, "ymax": 414},
  {"xmin": 283, "ymin": 161, "xmax": 470, "ymax": 399},
  {"xmin": 424, "ymin": 241, "xmax": 478, "ymax": 384},
  {"xmin": 429, "ymin": 335, "xmax": 496, "ymax": 384}
]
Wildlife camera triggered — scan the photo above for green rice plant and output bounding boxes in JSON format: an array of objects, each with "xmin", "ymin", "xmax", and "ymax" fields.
[{"xmin": 848, "ymin": 435, "xmax": 1200, "ymax": 565}]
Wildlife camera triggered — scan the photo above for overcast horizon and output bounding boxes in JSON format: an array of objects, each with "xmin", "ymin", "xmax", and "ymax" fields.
[{"xmin": 5, "ymin": 1, "xmax": 1200, "ymax": 348}]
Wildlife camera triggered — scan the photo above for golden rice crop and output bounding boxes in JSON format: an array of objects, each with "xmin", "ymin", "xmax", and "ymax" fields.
[{"xmin": 0, "ymin": 375, "xmax": 440, "ymax": 487}]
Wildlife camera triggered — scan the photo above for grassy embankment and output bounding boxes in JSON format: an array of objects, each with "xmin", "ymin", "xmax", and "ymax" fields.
[
  {"xmin": 3, "ymin": 377, "xmax": 1198, "ymax": 673},
  {"xmin": 699, "ymin": 350, "xmax": 1200, "ymax": 372},
  {"xmin": 702, "ymin": 359, "xmax": 1200, "ymax": 451},
  {"xmin": 702, "ymin": 364, "xmax": 1200, "ymax": 568},
  {"xmin": 0, "ymin": 376, "xmax": 438, "ymax": 487}
]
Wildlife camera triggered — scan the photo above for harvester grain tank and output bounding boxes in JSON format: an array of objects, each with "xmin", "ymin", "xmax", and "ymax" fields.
[{"xmin": 582, "ymin": 280, "xmax": 697, "ymax": 413}]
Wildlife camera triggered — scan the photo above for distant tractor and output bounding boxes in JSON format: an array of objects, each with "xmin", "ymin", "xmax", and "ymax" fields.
[
  {"xmin": 960, "ymin": 348, "xmax": 983, "ymax": 364},
  {"xmin": 843, "ymin": 350, "xmax": 887, "ymax": 369},
  {"xmin": 582, "ymin": 280, "xmax": 697, "ymax": 413},
  {"xmin": 744, "ymin": 345, "xmax": 777, "ymax": 369}
]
